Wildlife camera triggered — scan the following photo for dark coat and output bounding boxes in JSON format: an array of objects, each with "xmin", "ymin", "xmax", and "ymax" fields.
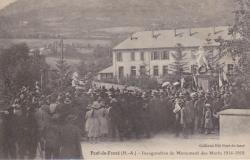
[
  {"xmin": 43, "ymin": 121, "xmax": 61, "ymax": 150},
  {"xmin": 0, "ymin": 116, "xmax": 4, "ymax": 158},
  {"xmin": 183, "ymin": 100, "xmax": 195, "ymax": 125},
  {"xmin": 59, "ymin": 123, "xmax": 83, "ymax": 159},
  {"xmin": 109, "ymin": 99, "xmax": 122, "ymax": 122}
]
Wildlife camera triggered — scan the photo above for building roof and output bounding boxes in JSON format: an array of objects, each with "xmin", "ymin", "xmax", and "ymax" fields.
[
  {"xmin": 98, "ymin": 66, "xmax": 114, "ymax": 74},
  {"xmin": 113, "ymin": 26, "xmax": 238, "ymax": 50}
]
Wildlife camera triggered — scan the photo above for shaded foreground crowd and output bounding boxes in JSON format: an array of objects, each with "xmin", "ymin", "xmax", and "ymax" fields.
[{"xmin": 0, "ymin": 82, "xmax": 249, "ymax": 159}]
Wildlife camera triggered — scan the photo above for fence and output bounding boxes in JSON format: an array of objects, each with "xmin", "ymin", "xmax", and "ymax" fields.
[{"xmin": 92, "ymin": 81, "xmax": 141, "ymax": 91}]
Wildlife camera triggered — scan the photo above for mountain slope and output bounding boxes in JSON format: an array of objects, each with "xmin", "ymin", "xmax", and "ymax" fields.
[{"xmin": 0, "ymin": 0, "xmax": 236, "ymax": 38}]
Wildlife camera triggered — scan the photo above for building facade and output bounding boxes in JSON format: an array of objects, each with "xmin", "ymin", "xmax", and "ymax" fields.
[{"xmin": 99, "ymin": 26, "xmax": 238, "ymax": 80}]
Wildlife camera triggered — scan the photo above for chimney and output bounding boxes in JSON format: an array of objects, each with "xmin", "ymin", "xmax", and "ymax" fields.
[
  {"xmin": 174, "ymin": 28, "xmax": 177, "ymax": 37},
  {"xmin": 130, "ymin": 33, "xmax": 138, "ymax": 40},
  {"xmin": 213, "ymin": 26, "xmax": 216, "ymax": 34},
  {"xmin": 189, "ymin": 28, "xmax": 192, "ymax": 36}
]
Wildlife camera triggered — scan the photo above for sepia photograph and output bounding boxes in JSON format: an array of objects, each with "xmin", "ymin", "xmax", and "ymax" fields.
[{"xmin": 0, "ymin": 0, "xmax": 250, "ymax": 159}]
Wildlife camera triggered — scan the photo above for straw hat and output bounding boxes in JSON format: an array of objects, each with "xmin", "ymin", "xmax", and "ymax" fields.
[{"xmin": 91, "ymin": 101, "xmax": 101, "ymax": 109}]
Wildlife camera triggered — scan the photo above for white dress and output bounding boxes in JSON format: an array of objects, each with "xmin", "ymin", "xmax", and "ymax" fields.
[
  {"xmin": 85, "ymin": 109, "xmax": 100, "ymax": 138},
  {"xmin": 97, "ymin": 108, "xmax": 109, "ymax": 135}
]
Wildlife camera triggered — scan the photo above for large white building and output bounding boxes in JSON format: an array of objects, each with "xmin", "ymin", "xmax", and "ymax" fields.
[{"xmin": 98, "ymin": 26, "xmax": 237, "ymax": 81}]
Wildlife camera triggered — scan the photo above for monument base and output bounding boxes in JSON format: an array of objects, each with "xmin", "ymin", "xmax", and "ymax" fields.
[{"xmin": 219, "ymin": 109, "xmax": 250, "ymax": 137}]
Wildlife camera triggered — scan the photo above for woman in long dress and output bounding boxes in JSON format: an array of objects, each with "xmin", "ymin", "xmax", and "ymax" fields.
[
  {"xmin": 97, "ymin": 101, "xmax": 109, "ymax": 141},
  {"xmin": 85, "ymin": 101, "xmax": 101, "ymax": 143}
]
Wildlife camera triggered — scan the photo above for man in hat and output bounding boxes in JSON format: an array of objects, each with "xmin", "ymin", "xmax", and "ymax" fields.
[
  {"xmin": 173, "ymin": 94, "xmax": 184, "ymax": 137},
  {"xmin": 212, "ymin": 94, "xmax": 223, "ymax": 131},
  {"xmin": 182, "ymin": 93, "xmax": 195, "ymax": 138},
  {"xmin": 42, "ymin": 113, "xmax": 61, "ymax": 159},
  {"xmin": 194, "ymin": 93, "xmax": 206, "ymax": 133},
  {"xmin": 204, "ymin": 104, "xmax": 213, "ymax": 134},
  {"xmin": 55, "ymin": 93, "xmax": 72, "ymax": 123},
  {"xmin": 141, "ymin": 94, "xmax": 152, "ymax": 138},
  {"xmin": 2, "ymin": 106, "xmax": 17, "ymax": 159},
  {"xmin": 131, "ymin": 92, "xmax": 143, "ymax": 139},
  {"xmin": 109, "ymin": 95, "xmax": 124, "ymax": 140},
  {"xmin": 0, "ymin": 109, "xmax": 5, "ymax": 159},
  {"xmin": 72, "ymin": 90, "xmax": 89, "ymax": 136},
  {"xmin": 59, "ymin": 114, "xmax": 83, "ymax": 159}
]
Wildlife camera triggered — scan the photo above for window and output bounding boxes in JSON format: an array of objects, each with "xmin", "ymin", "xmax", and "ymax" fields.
[
  {"xmin": 151, "ymin": 51, "xmax": 160, "ymax": 60},
  {"xmin": 118, "ymin": 66, "xmax": 124, "ymax": 79},
  {"xmin": 191, "ymin": 49, "xmax": 196, "ymax": 59},
  {"xmin": 131, "ymin": 52, "xmax": 135, "ymax": 61},
  {"xmin": 140, "ymin": 52, "xmax": 145, "ymax": 61},
  {"xmin": 162, "ymin": 51, "xmax": 170, "ymax": 60},
  {"xmin": 140, "ymin": 65, "xmax": 146, "ymax": 75},
  {"xmin": 153, "ymin": 66, "xmax": 159, "ymax": 76},
  {"xmin": 163, "ymin": 65, "xmax": 168, "ymax": 75},
  {"xmin": 131, "ymin": 66, "xmax": 136, "ymax": 77},
  {"xmin": 116, "ymin": 52, "xmax": 122, "ymax": 61}
]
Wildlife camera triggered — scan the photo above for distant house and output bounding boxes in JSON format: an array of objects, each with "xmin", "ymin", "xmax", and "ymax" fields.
[
  {"xmin": 99, "ymin": 26, "xmax": 239, "ymax": 81},
  {"xmin": 97, "ymin": 66, "xmax": 114, "ymax": 80}
]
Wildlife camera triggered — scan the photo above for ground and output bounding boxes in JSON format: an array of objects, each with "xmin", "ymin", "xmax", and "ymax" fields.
[{"xmin": 81, "ymin": 132, "xmax": 250, "ymax": 160}]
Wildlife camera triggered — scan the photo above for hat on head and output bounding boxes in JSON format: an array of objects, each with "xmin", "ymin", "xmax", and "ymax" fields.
[
  {"xmin": 179, "ymin": 92, "xmax": 184, "ymax": 97},
  {"xmin": 205, "ymin": 103, "xmax": 211, "ymax": 107},
  {"xmin": 64, "ymin": 97, "xmax": 72, "ymax": 104},
  {"xmin": 110, "ymin": 98, "xmax": 118, "ymax": 104},
  {"xmin": 91, "ymin": 101, "xmax": 101, "ymax": 109}
]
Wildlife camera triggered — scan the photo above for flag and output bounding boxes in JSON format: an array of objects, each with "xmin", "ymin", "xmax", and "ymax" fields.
[
  {"xmin": 219, "ymin": 72, "xmax": 223, "ymax": 87},
  {"xmin": 222, "ymin": 71, "xmax": 228, "ymax": 83},
  {"xmin": 192, "ymin": 74, "xmax": 198, "ymax": 91},
  {"xmin": 193, "ymin": 75, "xmax": 198, "ymax": 87},
  {"xmin": 197, "ymin": 46, "xmax": 210, "ymax": 73},
  {"xmin": 181, "ymin": 77, "xmax": 185, "ymax": 88},
  {"xmin": 173, "ymin": 102, "xmax": 181, "ymax": 113}
]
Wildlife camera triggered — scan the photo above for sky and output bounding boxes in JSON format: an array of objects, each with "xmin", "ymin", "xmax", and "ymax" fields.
[{"xmin": 0, "ymin": 0, "xmax": 16, "ymax": 10}]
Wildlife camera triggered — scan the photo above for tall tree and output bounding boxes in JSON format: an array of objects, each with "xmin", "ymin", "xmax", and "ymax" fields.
[
  {"xmin": 217, "ymin": 0, "xmax": 250, "ymax": 84},
  {"xmin": 169, "ymin": 43, "xmax": 189, "ymax": 79},
  {"xmin": 0, "ymin": 43, "xmax": 48, "ymax": 97}
]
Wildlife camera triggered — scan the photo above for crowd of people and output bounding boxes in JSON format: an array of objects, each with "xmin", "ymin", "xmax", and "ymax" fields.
[{"xmin": 0, "ymin": 80, "xmax": 249, "ymax": 159}]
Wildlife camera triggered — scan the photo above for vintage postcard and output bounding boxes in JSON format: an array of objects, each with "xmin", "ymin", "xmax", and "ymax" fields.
[{"xmin": 0, "ymin": 0, "xmax": 250, "ymax": 160}]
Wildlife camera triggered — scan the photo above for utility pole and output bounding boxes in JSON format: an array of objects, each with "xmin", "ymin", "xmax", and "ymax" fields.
[
  {"xmin": 60, "ymin": 38, "xmax": 64, "ymax": 63},
  {"xmin": 60, "ymin": 37, "xmax": 64, "ymax": 88}
]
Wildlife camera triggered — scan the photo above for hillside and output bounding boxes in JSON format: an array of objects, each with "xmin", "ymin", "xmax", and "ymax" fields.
[{"xmin": 0, "ymin": 0, "xmax": 236, "ymax": 38}]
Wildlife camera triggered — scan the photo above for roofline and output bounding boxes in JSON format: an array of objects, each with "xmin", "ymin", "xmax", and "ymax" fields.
[
  {"xmin": 112, "ymin": 45, "xmax": 219, "ymax": 52},
  {"xmin": 112, "ymin": 25, "xmax": 233, "ymax": 50}
]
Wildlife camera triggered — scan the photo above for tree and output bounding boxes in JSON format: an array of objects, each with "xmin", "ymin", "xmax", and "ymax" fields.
[
  {"xmin": 217, "ymin": 0, "xmax": 250, "ymax": 85},
  {"xmin": 54, "ymin": 59, "xmax": 72, "ymax": 91},
  {"xmin": 169, "ymin": 43, "xmax": 189, "ymax": 79},
  {"xmin": 0, "ymin": 43, "xmax": 48, "ymax": 97},
  {"xmin": 77, "ymin": 46, "xmax": 112, "ymax": 79}
]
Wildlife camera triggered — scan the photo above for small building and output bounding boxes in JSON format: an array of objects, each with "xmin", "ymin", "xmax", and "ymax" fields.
[{"xmin": 97, "ymin": 66, "xmax": 114, "ymax": 81}]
